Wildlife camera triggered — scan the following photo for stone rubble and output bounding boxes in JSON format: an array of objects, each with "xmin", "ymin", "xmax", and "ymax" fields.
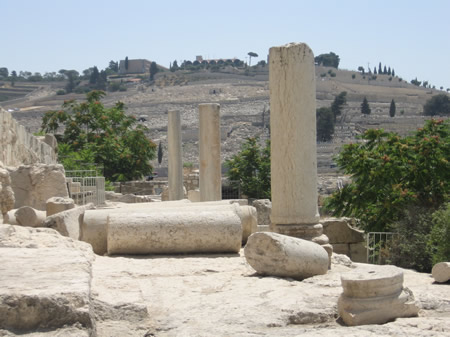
[
  {"xmin": 244, "ymin": 232, "xmax": 329, "ymax": 280},
  {"xmin": 338, "ymin": 264, "xmax": 420, "ymax": 326}
]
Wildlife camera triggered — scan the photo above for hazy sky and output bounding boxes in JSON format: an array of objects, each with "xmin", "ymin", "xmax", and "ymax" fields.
[{"xmin": 1, "ymin": 0, "xmax": 449, "ymax": 89}]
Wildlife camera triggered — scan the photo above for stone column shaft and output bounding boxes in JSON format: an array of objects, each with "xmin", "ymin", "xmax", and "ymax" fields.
[
  {"xmin": 199, "ymin": 103, "xmax": 221, "ymax": 201},
  {"xmin": 269, "ymin": 42, "xmax": 323, "ymax": 241},
  {"xmin": 168, "ymin": 110, "xmax": 184, "ymax": 200}
]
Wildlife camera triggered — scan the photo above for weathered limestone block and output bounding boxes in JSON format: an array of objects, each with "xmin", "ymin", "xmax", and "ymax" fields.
[
  {"xmin": 237, "ymin": 205, "xmax": 257, "ymax": 243},
  {"xmin": 14, "ymin": 206, "xmax": 46, "ymax": 227},
  {"xmin": 0, "ymin": 162, "xmax": 15, "ymax": 217},
  {"xmin": 9, "ymin": 164, "xmax": 68, "ymax": 210},
  {"xmin": 0, "ymin": 109, "xmax": 57, "ymax": 166},
  {"xmin": 199, "ymin": 103, "xmax": 221, "ymax": 201},
  {"xmin": 46, "ymin": 196, "xmax": 75, "ymax": 217},
  {"xmin": 0, "ymin": 224, "xmax": 94, "ymax": 334},
  {"xmin": 322, "ymin": 217, "xmax": 364, "ymax": 244},
  {"xmin": 82, "ymin": 202, "xmax": 253, "ymax": 255},
  {"xmin": 188, "ymin": 189, "xmax": 200, "ymax": 202},
  {"xmin": 43, "ymin": 204, "xmax": 93, "ymax": 240},
  {"xmin": 244, "ymin": 232, "xmax": 329, "ymax": 280},
  {"xmin": 168, "ymin": 110, "xmax": 184, "ymax": 201},
  {"xmin": 269, "ymin": 43, "xmax": 320, "ymax": 230},
  {"xmin": 338, "ymin": 265, "xmax": 419, "ymax": 326},
  {"xmin": 252, "ymin": 199, "xmax": 271, "ymax": 229},
  {"xmin": 107, "ymin": 207, "xmax": 242, "ymax": 255},
  {"xmin": 432, "ymin": 262, "xmax": 450, "ymax": 283}
]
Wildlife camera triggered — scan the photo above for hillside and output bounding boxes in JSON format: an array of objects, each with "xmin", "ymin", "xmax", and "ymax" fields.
[{"xmin": 0, "ymin": 66, "xmax": 447, "ymax": 175}]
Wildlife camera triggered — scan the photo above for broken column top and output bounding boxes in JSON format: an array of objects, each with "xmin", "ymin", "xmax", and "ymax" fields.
[{"xmin": 341, "ymin": 265, "xmax": 404, "ymax": 298}]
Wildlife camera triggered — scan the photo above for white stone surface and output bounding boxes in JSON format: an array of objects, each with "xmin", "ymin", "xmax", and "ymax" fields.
[
  {"xmin": 14, "ymin": 206, "xmax": 46, "ymax": 227},
  {"xmin": 0, "ymin": 108, "xmax": 57, "ymax": 166},
  {"xmin": 46, "ymin": 196, "xmax": 75, "ymax": 217},
  {"xmin": 168, "ymin": 110, "xmax": 184, "ymax": 200},
  {"xmin": 0, "ymin": 224, "xmax": 94, "ymax": 335},
  {"xmin": 199, "ymin": 103, "xmax": 221, "ymax": 201},
  {"xmin": 9, "ymin": 164, "xmax": 68, "ymax": 210},
  {"xmin": 107, "ymin": 207, "xmax": 242, "ymax": 255},
  {"xmin": 252, "ymin": 199, "xmax": 272, "ymax": 227},
  {"xmin": 432, "ymin": 262, "xmax": 450, "ymax": 283},
  {"xmin": 188, "ymin": 189, "xmax": 200, "ymax": 202},
  {"xmin": 269, "ymin": 42, "xmax": 319, "ymax": 227},
  {"xmin": 0, "ymin": 162, "xmax": 15, "ymax": 217},
  {"xmin": 338, "ymin": 265, "xmax": 419, "ymax": 326},
  {"xmin": 244, "ymin": 232, "xmax": 329, "ymax": 280},
  {"xmin": 238, "ymin": 205, "xmax": 257, "ymax": 243},
  {"xmin": 43, "ymin": 204, "xmax": 93, "ymax": 240}
]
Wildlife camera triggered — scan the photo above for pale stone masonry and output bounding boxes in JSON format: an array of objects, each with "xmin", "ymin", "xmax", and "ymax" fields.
[
  {"xmin": 268, "ymin": 42, "xmax": 327, "ymax": 244},
  {"xmin": 168, "ymin": 110, "xmax": 184, "ymax": 200},
  {"xmin": 199, "ymin": 103, "xmax": 221, "ymax": 201}
]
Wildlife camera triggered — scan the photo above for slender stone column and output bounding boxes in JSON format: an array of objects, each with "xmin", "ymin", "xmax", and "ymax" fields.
[
  {"xmin": 199, "ymin": 103, "xmax": 221, "ymax": 201},
  {"xmin": 168, "ymin": 110, "xmax": 184, "ymax": 200},
  {"xmin": 269, "ymin": 42, "xmax": 327, "ymax": 244}
]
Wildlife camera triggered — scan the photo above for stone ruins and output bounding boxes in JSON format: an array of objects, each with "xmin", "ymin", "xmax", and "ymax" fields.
[{"xmin": 0, "ymin": 42, "xmax": 449, "ymax": 336}]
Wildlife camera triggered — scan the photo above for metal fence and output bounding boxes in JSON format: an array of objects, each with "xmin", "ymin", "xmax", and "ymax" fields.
[
  {"xmin": 222, "ymin": 180, "xmax": 241, "ymax": 199},
  {"xmin": 366, "ymin": 232, "xmax": 398, "ymax": 264},
  {"xmin": 65, "ymin": 170, "xmax": 105, "ymax": 206}
]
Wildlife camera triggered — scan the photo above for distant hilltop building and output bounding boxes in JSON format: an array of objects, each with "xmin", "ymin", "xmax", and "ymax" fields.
[{"xmin": 118, "ymin": 59, "xmax": 151, "ymax": 75}]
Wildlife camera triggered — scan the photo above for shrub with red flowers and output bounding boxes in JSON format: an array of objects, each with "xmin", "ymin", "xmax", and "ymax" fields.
[{"xmin": 325, "ymin": 118, "xmax": 449, "ymax": 232}]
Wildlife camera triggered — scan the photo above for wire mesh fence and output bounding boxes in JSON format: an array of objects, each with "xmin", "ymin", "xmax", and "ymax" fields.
[
  {"xmin": 65, "ymin": 170, "xmax": 105, "ymax": 206},
  {"xmin": 366, "ymin": 232, "xmax": 398, "ymax": 264}
]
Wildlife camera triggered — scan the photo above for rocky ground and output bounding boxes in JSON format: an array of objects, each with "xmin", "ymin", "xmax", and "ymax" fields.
[{"xmin": 1, "ymin": 224, "xmax": 449, "ymax": 337}]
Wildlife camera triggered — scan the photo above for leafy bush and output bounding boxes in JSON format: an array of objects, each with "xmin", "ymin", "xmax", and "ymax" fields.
[
  {"xmin": 41, "ymin": 90, "xmax": 156, "ymax": 181},
  {"xmin": 423, "ymin": 94, "xmax": 450, "ymax": 116},
  {"xmin": 428, "ymin": 203, "xmax": 450, "ymax": 265},
  {"xmin": 320, "ymin": 73, "xmax": 327, "ymax": 77},
  {"xmin": 225, "ymin": 137, "xmax": 270, "ymax": 199},
  {"xmin": 324, "ymin": 119, "xmax": 449, "ymax": 232},
  {"xmin": 387, "ymin": 206, "xmax": 433, "ymax": 272},
  {"xmin": 387, "ymin": 203, "xmax": 450, "ymax": 272},
  {"xmin": 352, "ymin": 74, "xmax": 356, "ymax": 79},
  {"xmin": 56, "ymin": 89, "xmax": 66, "ymax": 95},
  {"xmin": 330, "ymin": 72, "xmax": 336, "ymax": 77}
]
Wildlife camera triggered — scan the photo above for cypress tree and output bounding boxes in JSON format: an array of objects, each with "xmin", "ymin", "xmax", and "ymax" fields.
[
  {"xmin": 383, "ymin": 65, "xmax": 387, "ymax": 74},
  {"xmin": 157, "ymin": 141, "xmax": 163, "ymax": 165},
  {"xmin": 388, "ymin": 67, "xmax": 392, "ymax": 76},
  {"xmin": 361, "ymin": 97, "xmax": 371, "ymax": 115},
  {"xmin": 378, "ymin": 62, "xmax": 382, "ymax": 75},
  {"xmin": 392, "ymin": 69, "xmax": 395, "ymax": 77},
  {"xmin": 389, "ymin": 99, "xmax": 396, "ymax": 117}
]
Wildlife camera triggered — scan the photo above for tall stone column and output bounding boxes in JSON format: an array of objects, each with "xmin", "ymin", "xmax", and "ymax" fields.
[
  {"xmin": 269, "ymin": 42, "xmax": 328, "ymax": 245},
  {"xmin": 199, "ymin": 103, "xmax": 221, "ymax": 201},
  {"xmin": 168, "ymin": 110, "xmax": 184, "ymax": 200}
]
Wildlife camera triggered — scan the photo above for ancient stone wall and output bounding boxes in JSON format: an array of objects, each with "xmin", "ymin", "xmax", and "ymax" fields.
[{"xmin": 0, "ymin": 108, "xmax": 57, "ymax": 166}]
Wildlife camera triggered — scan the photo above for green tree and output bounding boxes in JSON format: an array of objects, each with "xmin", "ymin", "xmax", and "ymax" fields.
[
  {"xmin": 316, "ymin": 107, "xmax": 335, "ymax": 142},
  {"xmin": 41, "ymin": 91, "xmax": 157, "ymax": 181},
  {"xmin": 0, "ymin": 67, "xmax": 8, "ymax": 78},
  {"xmin": 125, "ymin": 56, "xmax": 129, "ymax": 70},
  {"xmin": 423, "ymin": 94, "xmax": 450, "ymax": 116},
  {"xmin": 314, "ymin": 52, "xmax": 340, "ymax": 68},
  {"xmin": 361, "ymin": 97, "xmax": 371, "ymax": 115},
  {"xmin": 374, "ymin": 67, "xmax": 377, "ymax": 75},
  {"xmin": 157, "ymin": 141, "xmax": 163, "ymax": 165},
  {"xmin": 225, "ymin": 137, "xmax": 270, "ymax": 199},
  {"xmin": 171, "ymin": 60, "xmax": 179, "ymax": 72},
  {"xmin": 324, "ymin": 119, "xmax": 449, "ymax": 232},
  {"xmin": 389, "ymin": 99, "xmax": 396, "ymax": 117},
  {"xmin": 383, "ymin": 65, "xmax": 387, "ymax": 74},
  {"xmin": 392, "ymin": 69, "xmax": 395, "ymax": 77},
  {"xmin": 378, "ymin": 62, "xmax": 382, "ymax": 75},
  {"xmin": 357, "ymin": 66, "xmax": 365, "ymax": 74},
  {"xmin": 89, "ymin": 66, "xmax": 99, "ymax": 85},
  {"xmin": 331, "ymin": 91, "xmax": 347, "ymax": 121},
  {"xmin": 247, "ymin": 52, "xmax": 258, "ymax": 66},
  {"xmin": 388, "ymin": 67, "xmax": 391, "ymax": 76},
  {"xmin": 108, "ymin": 60, "xmax": 118, "ymax": 73},
  {"xmin": 411, "ymin": 78, "xmax": 421, "ymax": 86},
  {"xmin": 150, "ymin": 61, "xmax": 158, "ymax": 81}
]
